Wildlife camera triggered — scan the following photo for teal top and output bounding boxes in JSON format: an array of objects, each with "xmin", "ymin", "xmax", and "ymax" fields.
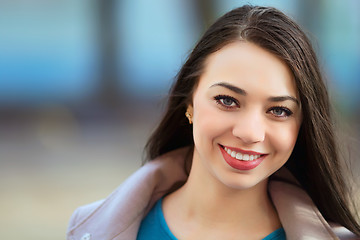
[{"xmin": 137, "ymin": 198, "xmax": 286, "ymax": 240}]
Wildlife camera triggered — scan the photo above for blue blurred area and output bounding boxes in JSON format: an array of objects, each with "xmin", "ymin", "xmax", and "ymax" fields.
[
  {"xmin": 0, "ymin": 0, "xmax": 100, "ymax": 104},
  {"xmin": 116, "ymin": 0, "xmax": 201, "ymax": 98},
  {"xmin": 316, "ymin": 1, "xmax": 360, "ymax": 110},
  {"xmin": 213, "ymin": 0, "xmax": 300, "ymax": 17},
  {"xmin": 0, "ymin": 0, "xmax": 358, "ymax": 110}
]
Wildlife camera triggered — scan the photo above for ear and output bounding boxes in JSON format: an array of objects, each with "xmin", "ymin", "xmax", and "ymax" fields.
[
  {"xmin": 186, "ymin": 105, "xmax": 193, "ymax": 115},
  {"xmin": 185, "ymin": 105, "xmax": 194, "ymax": 124}
]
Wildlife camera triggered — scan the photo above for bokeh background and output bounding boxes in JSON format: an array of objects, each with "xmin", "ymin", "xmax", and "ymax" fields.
[{"xmin": 0, "ymin": 0, "xmax": 359, "ymax": 239}]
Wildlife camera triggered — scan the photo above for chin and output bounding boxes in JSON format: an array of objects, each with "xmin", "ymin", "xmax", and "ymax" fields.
[{"xmin": 214, "ymin": 171, "xmax": 269, "ymax": 191}]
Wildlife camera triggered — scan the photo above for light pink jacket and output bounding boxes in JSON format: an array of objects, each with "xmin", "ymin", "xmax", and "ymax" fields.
[{"xmin": 67, "ymin": 150, "xmax": 358, "ymax": 240}]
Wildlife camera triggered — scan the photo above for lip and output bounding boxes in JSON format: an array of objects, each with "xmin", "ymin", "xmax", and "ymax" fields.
[
  {"xmin": 221, "ymin": 145, "xmax": 265, "ymax": 156},
  {"xmin": 219, "ymin": 144, "xmax": 267, "ymax": 170}
]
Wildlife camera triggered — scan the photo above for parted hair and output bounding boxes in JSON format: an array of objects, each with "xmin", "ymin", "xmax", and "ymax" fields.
[{"xmin": 145, "ymin": 5, "xmax": 360, "ymax": 235}]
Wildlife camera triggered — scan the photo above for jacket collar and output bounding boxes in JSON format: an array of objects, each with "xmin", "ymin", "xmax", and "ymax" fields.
[{"xmin": 67, "ymin": 148, "xmax": 354, "ymax": 240}]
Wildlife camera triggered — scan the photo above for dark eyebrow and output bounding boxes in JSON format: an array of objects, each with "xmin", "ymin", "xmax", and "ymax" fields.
[
  {"xmin": 268, "ymin": 96, "xmax": 300, "ymax": 105},
  {"xmin": 210, "ymin": 82, "xmax": 300, "ymax": 105},
  {"xmin": 210, "ymin": 82, "xmax": 247, "ymax": 95}
]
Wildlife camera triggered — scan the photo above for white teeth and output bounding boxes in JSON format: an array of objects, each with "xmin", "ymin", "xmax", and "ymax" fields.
[{"xmin": 223, "ymin": 146, "xmax": 261, "ymax": 161}]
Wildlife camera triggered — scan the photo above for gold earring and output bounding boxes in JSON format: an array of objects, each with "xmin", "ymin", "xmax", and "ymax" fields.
[{"xmin": 185, "ymin": 111, "xmax": 192, "ymax": 124}]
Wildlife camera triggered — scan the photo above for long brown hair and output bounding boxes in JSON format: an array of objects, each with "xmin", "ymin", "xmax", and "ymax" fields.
[{"xmin": 145, "ymin": 5, "xmax": 360, "ymax": 235}]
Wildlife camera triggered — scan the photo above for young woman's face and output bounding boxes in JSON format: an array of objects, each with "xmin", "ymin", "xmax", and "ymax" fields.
[{"xmin": 190, "ymin": 41, "xmax": 302, "ymax": 190}]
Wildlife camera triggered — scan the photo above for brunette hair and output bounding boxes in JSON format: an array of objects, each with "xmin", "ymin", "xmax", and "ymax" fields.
[{"xmin": 145, "ymin": 5, "xmax": 360, "ymax": 235}]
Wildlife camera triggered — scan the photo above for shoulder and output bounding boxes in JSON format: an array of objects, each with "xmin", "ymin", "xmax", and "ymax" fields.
[
  {"xmin": 67, "ymin": 199, "xmax": 105, "ymax": 233},
  {"xmin": 330, "ymin": 223, "xmax": 360, "ymax": 240},
  {"xmin": 66, "ymin": 148, "xmax": 189, "ymax": 240},
  {"xmin": 269, "ymin": 168, "xmax": 359, "ymax": 240}
]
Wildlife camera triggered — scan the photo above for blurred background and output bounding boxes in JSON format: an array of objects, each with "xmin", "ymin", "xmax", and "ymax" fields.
[{"xmin": 0, "ymin": 0, "xmax": 359, "ymax": 239}]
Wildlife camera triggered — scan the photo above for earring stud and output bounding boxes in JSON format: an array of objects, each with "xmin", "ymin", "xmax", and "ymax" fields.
[{"xmin": 185, "ymin": 111, "xmax": 192, "ymax": 124}]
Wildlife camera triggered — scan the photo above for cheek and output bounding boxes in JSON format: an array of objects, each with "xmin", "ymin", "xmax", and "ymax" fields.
[
  {"xmin": 192, "ymin": 96, "xmax": 225, "ymax": 148},
  {"xmin": 269, "ymin": 122, "xmax": 300, "ymax": 156}
]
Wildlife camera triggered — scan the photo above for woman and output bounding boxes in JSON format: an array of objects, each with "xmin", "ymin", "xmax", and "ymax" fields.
[{"xmin": 67, "ymin": 5, "xmax": 360, "ymax": 240}]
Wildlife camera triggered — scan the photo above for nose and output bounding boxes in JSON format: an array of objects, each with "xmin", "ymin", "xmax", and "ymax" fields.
[{"xmin": 232, "ymin": 110, "xmax": 265, "ymax": 144}]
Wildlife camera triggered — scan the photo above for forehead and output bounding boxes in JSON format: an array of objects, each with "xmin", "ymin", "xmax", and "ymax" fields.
[{"xmin": 196, "ymin": 41, "xmax": 297, "ymax": 98}]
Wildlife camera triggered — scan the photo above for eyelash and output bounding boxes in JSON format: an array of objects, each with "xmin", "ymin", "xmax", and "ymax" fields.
[
  {"xmin": 214, "ymin": 95, "xmax": 239, "ymax": 109},
  {"xmin": 267, "ymin": 106, "xmax": 293, "ymax": 118},
  {"xmin": 213, "ymin": 95, "xmax": 293, "ymax": 118}
]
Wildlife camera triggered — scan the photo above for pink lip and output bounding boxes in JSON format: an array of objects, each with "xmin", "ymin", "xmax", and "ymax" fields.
[{"xmin": 219, "ymin": 145, "xmax": 266, "ymax": 171}]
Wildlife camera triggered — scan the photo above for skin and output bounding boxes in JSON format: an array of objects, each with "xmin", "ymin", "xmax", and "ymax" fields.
[{"xmin": 163, "ymin": 41, "xmax": 303, "ymax": 240}]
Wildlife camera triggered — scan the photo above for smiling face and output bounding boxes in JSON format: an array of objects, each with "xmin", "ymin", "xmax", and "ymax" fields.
[{"xmin": 189, "ymin": 41, "xmax": 302, "ymax": 190}]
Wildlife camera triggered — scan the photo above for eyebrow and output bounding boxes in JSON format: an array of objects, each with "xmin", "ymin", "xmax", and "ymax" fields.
[
  {"xmin": 268, "ymin": 96, "xmax": 299, "ymax": 105},
  {"xmin": 210, "ymin": 82, "xmax": 247, "ymax": 95},
  {"xmin": 210, "ymin": 82, "xmax": 300, "ymax": 105}
]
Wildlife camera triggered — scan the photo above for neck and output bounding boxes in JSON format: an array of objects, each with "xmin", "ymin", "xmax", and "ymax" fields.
[{"xmin": 163, "ymin": 151, "xmax": 281, "ymax": 235}]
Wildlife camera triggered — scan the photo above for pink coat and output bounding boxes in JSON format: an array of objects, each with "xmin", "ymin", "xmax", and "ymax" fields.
[{"xmin": 67, "ymin": 150, "xmax": 358, "ymax": 240}]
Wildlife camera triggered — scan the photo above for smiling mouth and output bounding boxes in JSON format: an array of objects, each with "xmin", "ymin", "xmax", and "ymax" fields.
[{"xmin": 220, "ymin": 145, "xmax": 266, "ymax": 161}]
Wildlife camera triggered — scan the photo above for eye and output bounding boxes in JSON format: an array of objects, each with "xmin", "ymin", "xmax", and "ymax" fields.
[
  {"xmin": 268, "ymin": 106, "xmax": 293, "ymax": 118},
  {"xmin": 214, "ymin": 95, "xmax": 239, "ymax": 109}
]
